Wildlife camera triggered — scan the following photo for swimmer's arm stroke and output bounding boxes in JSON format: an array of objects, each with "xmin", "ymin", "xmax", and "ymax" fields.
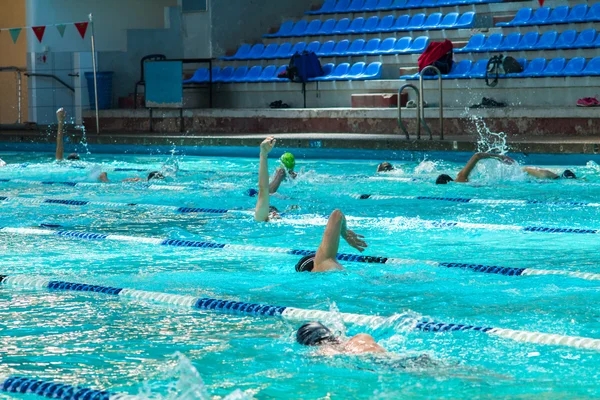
[
  {"xmin": 314, "ymin": 209, "xmax": 367, "ymax": 272},
  {"xmin": 56, "ymin": 108, "xmax": 66, "ymax": 161},
  {"xmin": 255, "ymin": 137, "xmax": 276, "ymax": 222},
  {"xmin": 269, "ymin": 167, "xmax": 286, "ymax": 194},
  {"xmin": 522, "ymin": 167, "xmax": 559, "ymax": 179},
  {"xmin": 455, "ymin": 152, "xmax": 514, "ymax": 182}
]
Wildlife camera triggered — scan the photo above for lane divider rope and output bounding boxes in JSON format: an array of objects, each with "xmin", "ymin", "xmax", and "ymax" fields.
[
  {"xmin": 1, "ymin": 275, "xmax": 599, "ymax": 351},
  {"xmin": 0, "ymin": 227, "xmax": 598, "ymax": 282},
  {"xmin": 0, "ymin": 178, "xmax": 187, "ymax": 191}
]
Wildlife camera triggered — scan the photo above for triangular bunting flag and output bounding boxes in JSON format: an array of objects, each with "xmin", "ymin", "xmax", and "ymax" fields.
[
  {"xmin": 538, "ymin": 0, "xmax": 544, "ymax": 5},
  {"xmin": 56, "ymin": 24, "xmax": 67, "ymax": 37},
  {"xmin": 9, "ymin": 28, "xmax": 22, "ymax": 44},
  {"xmin": 32, "ymin": 26, "xmax": 46, "ymax": 43},
  {"xmin": 74, "ymin": 22, "xmax": 89, "ymax": 39}
]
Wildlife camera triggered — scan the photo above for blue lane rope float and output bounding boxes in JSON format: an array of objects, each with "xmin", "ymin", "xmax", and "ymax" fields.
[
  {"xmin": 0, "ymin": 374, "xmax": 138, "ymax": 400},
  {"xmin": 1, "ymin": 275, "xmax": 599, "ymax": 351},
  {"xmin": 0, "ymin": 178, "xmax": 187, "ymax": 191},
  {"xmin": 351, "ymin": 194, "xmax": 600, "ymax": 208},
  {"xmin": 1, "ymin": 227, "xmax": 598, "ymax": 282}
]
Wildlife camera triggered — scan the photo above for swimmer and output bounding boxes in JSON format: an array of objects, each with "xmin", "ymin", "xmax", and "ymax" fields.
[
  {"xmin": 97, "ymin": 171, "xmax": 165, "ymax": 183},
  {"xmin": 522, "ymin": 167, "xmax": 577, "ymax": 180},
  {"xmin": 269, "ymin": 152, "xmax": 297, "ymax": 194},
  {"xmin": 296, "ymin": 322, "xmax": 385, "ymax": 355},
  {"xmin": 435, "ymin": 152, "xmax": 514, "ymax": 184},
  {"xmin": 376, "ymin": 162, "xmax": 394, "ymax": 173},
  {"xmin": 55, "ymin": 108, "xmax": 80, "ymax": 162},
  {"xmin": 295, "ymin": 209, "xmax": 367, "ymax": 272},
  {"xmin": 255, "ymin": 136, "xmax": 280, "ymax": 221}
]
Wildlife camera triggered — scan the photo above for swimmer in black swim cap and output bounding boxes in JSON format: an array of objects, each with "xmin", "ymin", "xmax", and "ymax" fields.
[
  {"xmin": 436, "ymin": 152, "xmax": 515, "ymax": 184},
  {"xmin": 377, "ymin": 162, "xmax": 394, "ymax": 173},
  {"xmin": 522, "ymin": 167, "xmax": 577, "ymax": 180},
  {"xmin": 98, "ymin": 170, "xmax": 166, "ymax": 183},
  {"xmin": 296, "ymin": 322, "xmax": 385, "ymax": 354},
  {"xmin": 294, "ymin": 209, "xmax": 367, "ymax": 272}
]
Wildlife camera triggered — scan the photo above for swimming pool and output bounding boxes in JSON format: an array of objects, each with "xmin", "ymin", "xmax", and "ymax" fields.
[{"xmin": 0, "ymin": 151, "xmax": 599, "ymax": 399}]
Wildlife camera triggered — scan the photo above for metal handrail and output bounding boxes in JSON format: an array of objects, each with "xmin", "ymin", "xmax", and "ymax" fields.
[
  {"xmin": 24, "ymin": 73, "xmax": 74, "ymax": 92},
  {"xmin": 419, "ymin": 65, "xmax": 444, "ymax": 140},
  {"xmin": 398, "ymin": 84, "xmax": 422, "ymax": 140}
]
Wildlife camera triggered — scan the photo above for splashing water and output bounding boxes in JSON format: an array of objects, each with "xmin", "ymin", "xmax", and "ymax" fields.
[
  {"xmin": 414, "ymin": 160, "xmax": 439, "ymax": 175},
  {"xmin": 470, "ymin": 115, "xmax": 509, "ymax": 155},
  {"xmin": 74, "ymin": 122, "xmax": 91, "ymax": 155}
]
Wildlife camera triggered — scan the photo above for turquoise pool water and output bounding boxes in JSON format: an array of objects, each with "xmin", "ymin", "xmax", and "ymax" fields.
[{"xmin": 0, "ymin": 151, "xmax": 599, "ymax": 399}]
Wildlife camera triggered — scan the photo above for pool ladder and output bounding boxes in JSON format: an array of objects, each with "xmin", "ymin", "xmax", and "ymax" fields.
[{"xmin": 397, "ymin": 66, "xmax": 444, "ymax": 140}]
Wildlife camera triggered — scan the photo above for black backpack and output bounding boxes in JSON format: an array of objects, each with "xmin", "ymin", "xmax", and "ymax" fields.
[
  {"xmin": 486, "ymin": 55, "xmax": 524, "ymax": 87},
  {"xmin": 287, "ymin": 51, "xmax": 324, "ymax": 83}
]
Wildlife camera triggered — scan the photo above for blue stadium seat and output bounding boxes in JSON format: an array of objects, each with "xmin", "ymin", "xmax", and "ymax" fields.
[
  {"xmin": 332, "ymin": 18, "xmax": 351, "ymax": 34},
  {"xmin": 229, "ymin": 67, "xmax": 249, "ymax": 83},
  {"xmin": 516, "ymin": 31, "xmax": 540, "ymax": 51},
  {"xmin": 290, "ymin": 20, "xmax": 308, "ymax": 37},
  {"xmin": 594, "ymin": 31, "xmax": 600, "ymax": 47},
  {"xmin": 264, "ymin": 21, "xmax": 294, "ymax": 38},
  {"xmin": 446, "ymin": 60, "xmax": 472, "ymax": 78},
  {"xmin": 454, "ymin": 12, "xmax": 475, "ymax": 28},
  {"xmin": 361, "ymin": 62, "xmax": 383, "ymax": 79},
  {"xmin": 377, "ymin": 15, "xmax": 396, "ymax": 32},
  {"xmin": 393, "ymin": 36, "xmax": 412, "ymax": 53},
  {"xmin": 405, "ymin": 14, "xmax": 426, "ymax": 30},
  {"xmin": 438, "ymin": 12, "xmax": 459, "ymax": 29},
  {"xmin": 540, "ymin": 57, "xmax": 566, "ymax": 77},
  {"xmin": 469, "ymin": 59, "xmax": 489, "ymax": 78},
  {"xmin": 456, "ymin": 34, "xmax": 485, "ymax": 52},
  {"xmin": 347, "ymin": 17, "xmax": 366, "ymax": 33},
  {"xmin": 528, "ymin": 7, "xmax": 550, "ymax": 25},
  {"xmin": 409, "ymin": 36, "xmax": 429, "ymax": 52},
  {"xmin": 363, "ymin": 0, "xmax": 379, "ymax": 11},
  {"xmin": 290, "ymin": 42, "xmax": 307, "ymax": 55},
  {"xmin": 554, "ymin": 30, "xmax": 577, "ymax": 49},
  {"xmin": 534, "ymin": 31, "xmax": 558, "ymax": 50},
  {"xmin": 480, "ymin": 33, "xmax": 503, "ymax": 52},
  {"xmin": 208, "ymin": 67, "xmax": 220, "ymax": 82},
  {"xmin": 560, "ymin": 57, "xmax": 586, "ymax": 76},
  {"xmin": 422, "ymin": 13, "xmax": 442, "ymax": 30},
  {"xmin": 247, "ymin": 44, "xmax": 265, "ymax": 59},
  {"xmin": 258, "ymin": 65, "xmax": 277, "ymax": 82},
  {"xmin": 544, "ymin": 6, "xmax": 569, "ymax": 24},
  {"xmin": 521, "ymin": 58, "xmax": 546, "ymax": 77},
  {"xmin": 215, "ymin": 66, "xmax": 235, "ymax": 83},
  {"xmin": 581, "ymin": 57, "xmax": 600, "ymax": 76},
  {"xmin": 306, "ymin": 0, "xmax": 336, "ymax": 14},
  {"xmin": 586, "ymin": 3, "xmax": 600, "ymax": 22},
  {"xmin": 347, "ymin": 0, "xmax": 366, "ymax": 12},
  {"xmin": 406, "ymin": 0, "xmax": 423, "ymax": 8},
  {"xmin": 305, "ymin": 20, "xmax": 322, "ymax": 36},
  {"xmin": 261, "ymin": 44, "xmax": 279, "ymax": 59},
  {"xmin": 183, "ymin": 68, "xmax": 208, "ymax": 84},
  {"xmin": 498, "ymin": 32, "xmax": 521, "ymax": 51},
  {"xmin": 306, "ymin": 41, "xmax": 322, "ymax": 54},
  {"xmin": 573, "ymin": 29, "xmax": 597, "ymax": 48},
  {"xmin": 331, "ymin": 39, "xmax": 351, "ymax": 56},
  {"xmin": 310, "ymin": 63, "xmax": 335, "ymax": 81},
  {"xmin": 323, "ymin": 63, "xmax": 351, "ymax": 80},
  {"xmin": 346, "ymin": 39, "xmax": 366, "ymax": 55},
  {"xmin": 274, "ymin": 43, "xmax": 293, "ymax": 58},
  {"xmin": 392, "ymin": 15, "xmax": 410, "ymax": 31},
  {"xmin": 362, "ymin": 16, "xmax": 380, "ymax": 33},
  {"xmin": 505, "ymin": 58, "xmax": 527, "ymax": 77},
  {"xmin": 334, "ymin": 0, "xmax": 352, "ymax": 13},
  {"xmin": 378, "ymin": 37, "xmax": 397, "ymax": 53},
  {"xmin": 221, "ymin": 44, "xmax": 251, "ymax": 60},
  {"xmin": 376, "ymin": 0, "xmax": 394, "ymax": 10},
  {"xmin": 363, "ymin": 38, "xmax": 381, "ymax": 54},
  {"xmin": 244, "ymin": 66, "xmax": 263, "ymax": 82},
  {"xmin": 318, "ymin": 19, "xmax": 337, "ymax": 35},
  {"xmin": 271, "ymin": 66, "xmax": 288, "ymax": 82},
  {"xmin": 345, "ymin": 62, "xmax": 366, "ymax": 79},
  {"xmin": 422, "ymin": 0, "xmax": 438, "ymax": 8},
  {"xmin": 317, "ymin": 40, "xmax": 336, "ymax": 56},
  {"xmin": 391, "ymin": 0, "xmax": 408, "ymax": 9},
  {"xmin": 497, "ymin": 8, "xmax": 531, "ymax": 27},
  {"xmin": 567, "ymin": 4, "xmax": 588, "ymax": 23}
]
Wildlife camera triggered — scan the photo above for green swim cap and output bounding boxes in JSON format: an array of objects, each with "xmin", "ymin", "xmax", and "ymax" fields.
[{"xmin": 280, "ymin": 152, "xmax": 295, "ymax": 170}]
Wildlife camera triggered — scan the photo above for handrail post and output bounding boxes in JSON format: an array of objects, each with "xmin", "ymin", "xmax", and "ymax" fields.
[
  {"xmin": 419, "ymin": 66, "xmax": 444, "ymax": 140},
  {"xmin": 398, "ymin": 83, "xmax": 421, "ymax": 140}
]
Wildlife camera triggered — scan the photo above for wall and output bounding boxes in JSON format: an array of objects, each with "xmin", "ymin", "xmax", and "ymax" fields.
[{"xmin": 0, "ymin": 0, "xmax": 28, "ymax": 124}]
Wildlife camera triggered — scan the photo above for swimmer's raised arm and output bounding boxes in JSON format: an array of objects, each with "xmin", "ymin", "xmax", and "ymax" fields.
[
  {"xmin": 269, "ymin": 167, "xmax": 286, "ymax": 194},
  {"xmin": 314, "ymin": 209, "xmax": 367, "ymax": 272},
  {"xmin": 255, "ymin": 137, "xmax": 276, "ymax": 222},
  {"xmin": 455, "ymin": 153, "xmax": 514, "ymax": 182},
  {"xmin": 56, "ymin": 108, "xmax": 66, "ymax": 161}
]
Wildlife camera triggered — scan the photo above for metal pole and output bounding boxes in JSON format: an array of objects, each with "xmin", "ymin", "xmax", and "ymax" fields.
[
  {"xmin": 16, "ymin": 70, "xmax": 22, "ymax": 124},
  {"xmin": 89, "ymin": 13, "xmax": 100, "ymax": 133}
]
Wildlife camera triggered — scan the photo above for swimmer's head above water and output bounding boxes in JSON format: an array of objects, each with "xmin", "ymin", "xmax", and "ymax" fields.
[
  {"xmin": 67, "ymin": 153, "xmax": 80, "ymax": 160},
  {"xmin": 561, "ymin": 169, "xmax": 576, "ymax": 179},
  {"xmin": 296, "ymin": 322, "xmax": 386, "ymax": 354},
  {"xmin": 435, "ymin": 174, "xmax": 454, "ymax": 185},
  {"xmin": 147, "ymin": 171, "xmax": 165, "ymax": 181},
  {"xmin": 295, "ymin": 254, "xmax": 316, "ymax": 272},
  {"xmin": 296, "ymin": 322, "xmax": 340, "ymax": 346},
  {"xmin": 280, "ymin": 152, "xmax": 296, "ymax": 171},
  {"xmin": 377, "ymin": 162, "xmax": 394, "ymax": 173}
]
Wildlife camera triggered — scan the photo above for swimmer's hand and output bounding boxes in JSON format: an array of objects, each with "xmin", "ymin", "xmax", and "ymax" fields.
[
  {"xmin": 56, "ymin": 108, "xmax": 66, "ymax": 124},
  {"xmin": 260, "ymin": 136, "xmax": 276, "ymax": 155},
  {"xmin": 343, "ymin": 229, "xmax": 367, "ymax": 252}
]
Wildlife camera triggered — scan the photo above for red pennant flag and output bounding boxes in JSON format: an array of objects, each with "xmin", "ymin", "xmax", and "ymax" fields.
[
  {"xmin": 538, "ymin": 0, "xmax": 544, "ymax": 5},
  {"xmin": 32, "ymin": 26, "xmax": 46, "ymax": 43},
  {"xmin": 74, "ymin": 22, "xmax": 89, "ymax": 39}
]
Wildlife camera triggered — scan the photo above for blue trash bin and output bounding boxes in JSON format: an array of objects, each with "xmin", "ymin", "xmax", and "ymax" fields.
[{"xmin": 84, "ymin": 71, "xmax": 113, "ymax": 110}]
